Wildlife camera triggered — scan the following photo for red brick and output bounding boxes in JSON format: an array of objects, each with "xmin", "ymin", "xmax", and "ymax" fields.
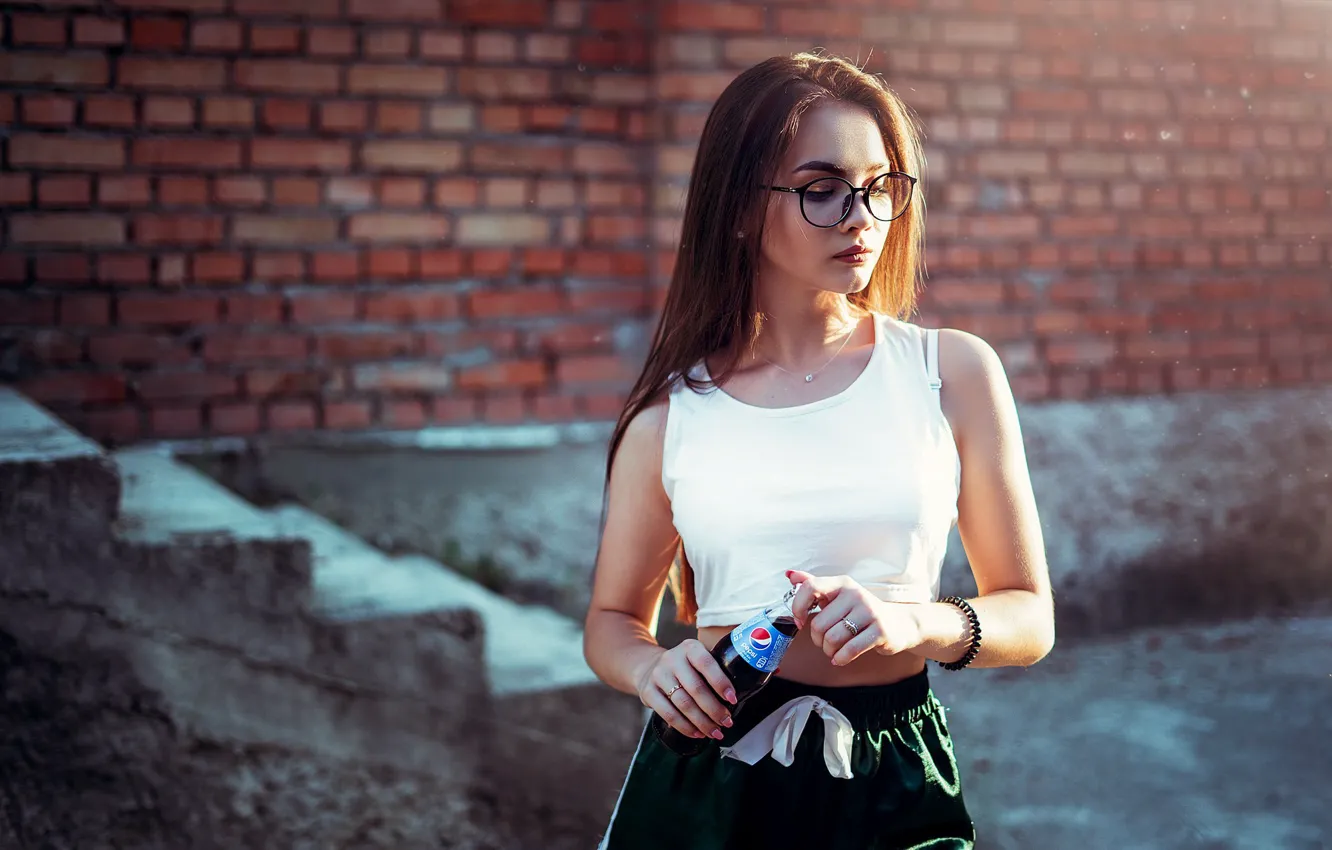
[
  {"xmin": 235, "ymin": 60, "xmax": 340, "ymax": 94},
  {"xmin": 22, "ymin": 372, "xmax": 127, "ymax": 405},
  {"xmin": 37, "ymin": 176, "xmax": 91, "ymax": 206},
  {"xmin": 481, "ymin": 393, "xmax": 526, "ymax": 423},
  {"xmin": 205, "ymin": 334, "xmax": 308, "ymax": 363},
  {"xmin": 361, "ymin": 30, "xmax": 412, "ymax": 61},
  {"xmin": 135, "ymin": 372, "xmax": 239, "ymax": 401},
  {"xmin": 419, "ymin": 30, "xmax": 466, "ymax": 60},
  {"xmin": 10, "ymin": 134, "xmax": 124, "ymax": 170},
  {"xmin": 118, "ymin": 57, "xmax": 226, "ymax": 91},
  {"xmin": 143, "ymin": 96, "xmax": 195, "ymax": 128},
  {"xmin": 349, "ymin": 213, "xmax": 450, "ymax": 242},
  {"xmin": 0, "ymin": 175, "xmax": 31, "ymax": 206},
  {"xmin": 456, "ymin": 214, "xmax": 549, "ymax": 246},
  {"xmin": 191, "ymin": 19, "xmax": 242, "ymax": 51},
  {"xmin": 470, "ymin": 250, "xmax": 512, "ymax": 277},
  {"xmin": 349, "ymin": 0, "xmax": 443, "ymax": 19},
  {"xmin": 474, "ymin": 32, "xmax": 517, "ymax": 63},
  {"xmin": 233, "ymin": 0, "xmax": 338, "ymax": 15},
  {"xmin": 262, "ymin": 99, "xmax": 312, "ymax": 130},
  {"xmin": 347, "ymin": 64, "xmax": 448, "ymax": 96},
  {"xmin": 420, "ymin": 249, "xmax": 465, "ymax": 277},
  {"xmin": 567, "ymin": 286, "xmax": 647, "ymax": 313},
  {"xmin": 250, "ymin": 23, "xmax": 302, "ymax": 53},
  {"xmin": 213, "ymin": 176, "xmax": 266, "ymax": 207},
  {"xmin": 378, "ymin": 177, "xmax": 426, "ymax": 207},
  {"xmin": 133, "ymin": 139, "xmax": 242, "ymax": 170},
  {"xmin": 314, "ymin": 332, "xmax": 418, "ymax": 360},
  {"xmin": 0, "ymin": 53, "xmax": 107, "ymax": 88},
  {"xmin": 244, "ymin": 370, "xmax": 335, "ymax": 397},
  {"xmin": 248, "ymin": 138, "xmax": 350, "ymax": 170},
  {"xmin": 94, "ymin": 254, "xmax": 150, "ymax": 285},
  {"xmin": 21, "ymin": 95, "xmax": 76, "ymax": 126},
  {"xmin": 131, "ymin": 17, "xmax": 186, "ymax": 50},
  {"xmin": 352, "ymin": 363, "xmax": 455, "ymax": 392},
  {"xmin": 382, "ymin": 399, "xmax": 428, "ymax": 428},
  {"xmin": 320, "ymin": 101, "xmax": 369, "ymax": 132},
  {"xmin": 660, "ymin": 3, "xmax": 762, "ymax": 32},
  {"xmin": 219, "ymin": 294, "xmax": 280, "ymax": 325},
  {"xmin": 253, "ymin": 252, "xmax": 305, "ymax": 282},
  {"xmin": 361, "ymin": 141, "xmax": 463, "ymax": 172},
  {"xmin": 555, "ymin": 354, "xmax": 635, "ymax": 384},
  {"xmin": 450, "ymin": 0, "xmax": 547, "ymax": 26},
  {"xmin": 363, "ymin": 290, "xmax": 460, "ymax": 322},
  {"xmin": 0, "ymin": 293, "xmax": 57, "ymax": 325},
  {"xmin": 131, "ymin": 215, "xmax": 222, "ymax": 246},
  {"xmin": 311, "ymin": 251, "xmax": 361, "ymax": 281},
  {"xmin": 74, "ymin": 17, "xmax": 125, "ymax": 46},
  {"xmin": 456, "ymin": 359, "xmax": 545, "ymax": 390},
  {"xmin": 146, "ymin": 405, "xmax": 202, "ymax": 438},
  {"xmin": 468, "ymin": 288, "xmax": 563, "ymax": 318},
  {"xmin": 202, "ymin": 97, "xmax": 254, "ymax": 128},
  {"xmin": 11, "ymin": 214, "xmax": 125, "ymax": 246},
  {"xmin": 366, "ymin": 249, "xmax": 416, "ymax": 278},
  {"xmin": 210, "ymin": 402, "xmax": 262, "ymax": 434},
  {"xmin": 321, "ymin": 400, "xmax": 373, "ymax": 430},
  {"xmin": 118, "ymin": 294, "xmax": 218, "ymax": 326},
  {"xmin": 290, "ymin": 293, "xmax": 359, "ymax": 323},
  {"xmin": 272, "ymin": 178, "xmax": 320, "ymax": 207},
  {"xmin": 456, "ymin": 68, "xmax": 550, "ymax": 99},
  {"xmin": 376, "ymin": 102, "xmax": 423, "ymax": 134},
  {"xmin": 308, "ymin": 26, "xmax": 356, "ymax": 56},
  {"xmin": 267, "ymin": 401, "xmax": 318, "ymax": 432},
  {"xmin": 234, "ymin": 216, "xmax": 338, "ymax": 245}
]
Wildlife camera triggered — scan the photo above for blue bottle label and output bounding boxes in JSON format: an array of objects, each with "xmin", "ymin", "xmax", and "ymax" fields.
[{"xmin": 731, "ymin": 611, "xmax": 794, "ymax": 672}]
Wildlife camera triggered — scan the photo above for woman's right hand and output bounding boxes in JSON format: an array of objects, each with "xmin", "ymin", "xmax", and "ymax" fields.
[{"xmin": 635, "ymin": 640, "xmax": 738, "ymax": 740}]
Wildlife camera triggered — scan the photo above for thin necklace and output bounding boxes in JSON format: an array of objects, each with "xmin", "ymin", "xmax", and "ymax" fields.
[{"xmin": 757, "ymin": 321, "xmax": 857, "ymax": 383}]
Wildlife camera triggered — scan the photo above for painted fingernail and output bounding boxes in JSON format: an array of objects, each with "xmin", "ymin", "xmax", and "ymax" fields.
[
  {"xmin": 724, "ymin": 689, "xmax": 737, "ymax": 704},
  {"xmin": 722, "ymin": 716, "xmax": 733, "ymax": 728},
  {"xmin": 711, "ymin": 730, "xmax": 725, "ymax": 740}
]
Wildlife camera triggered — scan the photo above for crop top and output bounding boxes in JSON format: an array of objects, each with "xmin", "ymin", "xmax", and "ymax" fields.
[{"xmin": 660, "ymin": 312, "xmax": 962, "ymax": 628}]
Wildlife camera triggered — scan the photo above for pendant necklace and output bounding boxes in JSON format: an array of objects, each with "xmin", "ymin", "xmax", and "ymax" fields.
[{"xmin": 757, "ymin": 321, "xmax": 857, "ymax": 383}]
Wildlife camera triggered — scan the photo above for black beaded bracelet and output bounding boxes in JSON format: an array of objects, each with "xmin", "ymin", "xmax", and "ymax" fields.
[{"xmin": 937, "ymin": 596, "xmax": 982, "ymax": 671}]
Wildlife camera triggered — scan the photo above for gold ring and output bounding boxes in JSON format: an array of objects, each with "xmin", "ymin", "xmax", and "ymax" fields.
[{"xmin": 664, "ymin": 683, "xmax": 682, "ymax": 698}]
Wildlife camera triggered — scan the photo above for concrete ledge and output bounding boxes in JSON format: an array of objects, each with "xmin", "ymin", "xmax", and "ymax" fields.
[{"xmin": 0, "ymin": 388, "xmax": 121, "ymax": 536}]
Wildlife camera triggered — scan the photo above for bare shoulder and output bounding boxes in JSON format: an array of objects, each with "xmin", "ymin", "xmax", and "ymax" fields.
[
  {"xmin": 616, "ymin": 397, "xmax": 671, "ymax": 475},
  {"xmin": 934, "ymin": 328, "xmax": 1017, "ymax": 448}
]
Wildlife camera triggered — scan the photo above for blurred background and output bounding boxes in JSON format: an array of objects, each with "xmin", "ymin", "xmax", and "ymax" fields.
[{"xmin": 1, "ymin": 0, "xmax": 1329, "ymax": 848}]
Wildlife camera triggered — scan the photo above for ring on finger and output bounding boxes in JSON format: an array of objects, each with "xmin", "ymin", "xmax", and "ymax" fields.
[
  {"xmin": 664, "ymin": 682, "xmax": 683, "ymax": 698},
  {"xmin": 840, "ymin": 617, "xmax": 860, "ymax": 637}
]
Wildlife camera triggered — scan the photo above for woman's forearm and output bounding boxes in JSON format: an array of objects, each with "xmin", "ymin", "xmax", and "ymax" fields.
[
  {"xmin": 583, "ymin": 608, "xmax": 669, "ymax": 696},
  {"xmin": 908, "ymin": 589, "xmax": 1055, "ymax": 669}
]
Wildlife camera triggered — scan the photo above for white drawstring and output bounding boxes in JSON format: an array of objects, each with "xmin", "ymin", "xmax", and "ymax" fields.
[{"xmin": 719, "ymin": 695, "xmax": 856, "ymax": 779}]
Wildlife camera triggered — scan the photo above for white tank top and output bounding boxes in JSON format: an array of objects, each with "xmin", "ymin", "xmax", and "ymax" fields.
[{"xmin": 661, "ymin": 313, "xmax": 961, "ymax": 628}]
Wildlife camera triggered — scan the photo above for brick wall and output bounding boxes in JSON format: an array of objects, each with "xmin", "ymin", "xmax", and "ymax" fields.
[{"xmin": 1, "ymin": 0, "xmax": 1330, "ymax": 445}]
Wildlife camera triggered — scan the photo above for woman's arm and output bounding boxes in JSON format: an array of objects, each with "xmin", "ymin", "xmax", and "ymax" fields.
[
  {"xmin": 583, "ymin": 400, "xmax": 680, "ymax": 696},
  {"xmin": 910, "ymin": 328, "xmax": 1055, "ymax": 668}
]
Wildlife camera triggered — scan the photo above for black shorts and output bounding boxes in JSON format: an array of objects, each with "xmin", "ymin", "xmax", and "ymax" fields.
[{"xmin": 598, "ymin": 668, "xmax": 976, "ymax": 850}]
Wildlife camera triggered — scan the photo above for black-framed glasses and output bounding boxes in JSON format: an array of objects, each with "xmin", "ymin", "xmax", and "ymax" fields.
[{"xmin": 765, "ymin": 172, "xmax": 917, "ymax": 228}]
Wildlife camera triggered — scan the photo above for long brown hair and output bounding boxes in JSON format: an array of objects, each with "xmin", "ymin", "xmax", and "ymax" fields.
[{"xmin": 602, "ymin": 52, "xmax": 929, "ymax": 626}]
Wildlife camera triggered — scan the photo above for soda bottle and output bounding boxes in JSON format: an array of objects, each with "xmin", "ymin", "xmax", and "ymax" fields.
[{"xmin": 651, "ymin": 586, "xmax": 802, "ymax": 756}]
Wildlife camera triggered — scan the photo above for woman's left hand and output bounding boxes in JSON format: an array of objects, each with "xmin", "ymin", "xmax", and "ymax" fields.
[{"xmin": 786, "ymin": 570, "xmax": 924, "ymax": 667}]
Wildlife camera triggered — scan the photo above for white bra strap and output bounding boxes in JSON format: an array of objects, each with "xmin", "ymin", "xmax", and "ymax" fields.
[{"xmin": 925, "ymin": 328, "xmax": 942, "ymax": 391}]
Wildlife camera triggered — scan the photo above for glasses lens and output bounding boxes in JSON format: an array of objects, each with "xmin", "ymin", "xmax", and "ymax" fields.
[
  {"xmin": 867, "ymin": 173, "xmax": 913, "ymax": 221},
  {"xmin": 800, "ymin": 177, "xmax": 854, "ymax": 227}
]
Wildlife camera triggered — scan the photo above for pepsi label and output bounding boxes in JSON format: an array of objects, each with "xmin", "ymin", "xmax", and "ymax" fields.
[{"xmin": 730, "ymin": 611, "xmax": 794, "ymax": 672}]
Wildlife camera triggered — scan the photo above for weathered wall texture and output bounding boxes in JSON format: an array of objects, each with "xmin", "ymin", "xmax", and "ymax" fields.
[
  {"xmin": 2, "ymin": 0, "xmax": 1329, "ymax": 445},
  {"xmin": 0, "ymin": 412, "xmax": 507, "ymax": 848}
]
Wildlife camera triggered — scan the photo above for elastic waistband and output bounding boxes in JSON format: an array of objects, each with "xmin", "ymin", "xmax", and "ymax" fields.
[{"xmin": 734, "ymin": 668, "xmax": 937, "ymax": 733}]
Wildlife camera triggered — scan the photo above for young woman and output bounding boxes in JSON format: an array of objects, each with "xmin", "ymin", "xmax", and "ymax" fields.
[{"xmin": 583, "ymin": 52, "xmax": 1055, "ymax": 850}]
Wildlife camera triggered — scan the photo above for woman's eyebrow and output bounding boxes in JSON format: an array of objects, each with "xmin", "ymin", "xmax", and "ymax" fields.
[{"xmin": 792, "ymin": 160, "xmax": 892, "ymax": 177}]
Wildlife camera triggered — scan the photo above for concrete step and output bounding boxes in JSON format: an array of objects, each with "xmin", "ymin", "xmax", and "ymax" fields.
[
  {"xmin": 271, "ymin": 504, "xmax": 598, "ymax": 696},
  {"xmin": 0, "ymin": 388, "xmax": 120, "ymax": 538},
  {"xmin": 114, "ymin": 449, "xmax": 597, "ymax": 698}
]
